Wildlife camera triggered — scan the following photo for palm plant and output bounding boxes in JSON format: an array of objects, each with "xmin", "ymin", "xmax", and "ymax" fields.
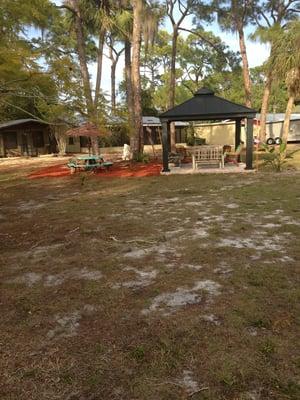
[
  {"xmin": 270, "ymin": 21, "xmax": 300, "ymax": 144},
  {"xmin": 214, "ymin": 0, "xmax": 254, "ymax": 107},
  {"xmin": 252, "ymin": 0, "xmax": 300, "ymax": 142}
]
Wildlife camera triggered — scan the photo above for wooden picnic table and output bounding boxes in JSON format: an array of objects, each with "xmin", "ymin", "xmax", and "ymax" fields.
[{"xmin": 67, "ymin": 155, "xmax": 113, "ymax": 173}]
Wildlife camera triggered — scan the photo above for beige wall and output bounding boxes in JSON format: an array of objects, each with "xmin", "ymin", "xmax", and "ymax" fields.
[{"xmin": 194, "ymin": 122, "xmax": 246, "ymax": 146}]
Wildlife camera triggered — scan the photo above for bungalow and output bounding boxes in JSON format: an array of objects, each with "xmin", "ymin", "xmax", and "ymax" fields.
[
  {"xmin": 0, "ymin": 117, "xmax": 188, "ymax": 157},
  {"xmin": 65, "ymin": 117, "xmax": 189, "ymax": 153},
  {"xmin": 0, "ymin": 119, "xmax": 55, "ymax": 157}
]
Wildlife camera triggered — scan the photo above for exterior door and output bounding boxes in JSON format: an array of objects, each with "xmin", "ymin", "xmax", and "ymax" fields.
[
  {"xmin": 21, "ymin": 134, "xmax": 29, "ymax": 156},
  {"xmin": 3, "ymin": 132, "xmax": 18, "ymax": 156}
]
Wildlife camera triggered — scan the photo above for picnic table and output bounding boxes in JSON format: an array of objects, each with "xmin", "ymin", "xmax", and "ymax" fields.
[{"xmin": 67, "ymin": 155, "xmax": 113, "ymax": 174}]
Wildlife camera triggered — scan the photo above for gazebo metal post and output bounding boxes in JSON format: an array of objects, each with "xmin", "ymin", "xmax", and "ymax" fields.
[
  {"xmin": 245, "ymin": 117, "xmax": 254, "ymax": 170},
  {"xmin": 161, "ymin": 120, "xmax": 170, "ymax": 172},
  {"xmin": 235, "ymin": 118, "xmax": 241, "ymax": 150}
]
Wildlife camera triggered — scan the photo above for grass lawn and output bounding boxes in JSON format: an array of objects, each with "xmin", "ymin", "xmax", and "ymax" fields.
[{"xmin": 1, "ymin": 157, "xmax": 300, "ymax": 400}]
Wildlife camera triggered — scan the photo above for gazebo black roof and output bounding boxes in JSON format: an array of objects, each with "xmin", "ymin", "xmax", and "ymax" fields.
[{"xmin": 160, "ymin": 88, "xmax": 256, "ymax": 121}]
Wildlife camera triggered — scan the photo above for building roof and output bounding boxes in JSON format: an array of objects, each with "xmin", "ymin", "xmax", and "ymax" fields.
[
  {"xmin": 0, "ymin": 119, "xmax": 48, "ymax": 131},
  {"xmin": 160, "ymin": 87, "xmax": 257, "ymax": 121},
  {"xmin": 255, "ymin": 113, "xmax": 300, "ymax": 123},
  {"xmin": 142, "ymin": 116, "xmax": 188, "ymax": 126}
]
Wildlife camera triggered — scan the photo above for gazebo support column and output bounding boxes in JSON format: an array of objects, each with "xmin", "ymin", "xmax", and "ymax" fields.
[
  {"xmin": 245, "ymin": 117, "xmax": 253, "ymax": 170},
  {"xmin": 161, "ymin": 120, "xmax": 170, "ymax": 172},
  {"xmin": 235, "ymin": 119, "xmax": 241, "ymax": 150}
]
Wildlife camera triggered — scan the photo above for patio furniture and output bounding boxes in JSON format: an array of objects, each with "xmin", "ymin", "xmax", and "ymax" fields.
[
  {"xmin": 188, "ymin": 146, "xmax": 224, "ymax": 170},
  {"xmin": 67, "ymin": 155, "xmax": 113, "ymax": 173},
  {"xmin": 224, "ymin": 143, "xmax": 244, "ymax": 165},
  {"xmin": 168, "ymin": 152, "xmax": 184, "ymax": 167}
]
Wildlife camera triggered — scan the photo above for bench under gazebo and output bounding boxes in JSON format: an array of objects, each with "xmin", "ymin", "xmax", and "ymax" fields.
[{"xmin": 159, "ymin": 88, "xmax": 256, "ymax": 172}]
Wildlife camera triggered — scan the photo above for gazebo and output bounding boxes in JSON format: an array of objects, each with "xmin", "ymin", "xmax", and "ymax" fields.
[{"xmin": 159, "ymin": 88, "xmax": 256, "ymax": 172}]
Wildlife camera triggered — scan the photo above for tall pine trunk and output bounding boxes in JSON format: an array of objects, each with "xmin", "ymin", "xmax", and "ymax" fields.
[
  {"xmin": 68, "ymin": 0, "xmax": 99, "ymax": 155},
  {"xmin": 238, "ymin": 25, "xmax": 252, "ymax": 108},
  {"xmin": 169, "ymin": 28, "xmax": 178, "ymax": 152},
  {"xmin": 130, "ymin": 0, "xmax": 143, "ymax": 158},
  {"xmin": 282, "ymin": 95, "xmax": 294, "ymax": 143},
  {"xmin": 109, "ymin": 43, "xmax": 117, "ymax": 112},
  {"xmin": 259, "ymin": 73, "xmax": 272, "ymax": 142},
  {"xmin": 125, "ymin": 39, "xmax": 135, "ymax": 145},
  {"xmin": 111, "ymin": 60, "xmax": 117, "ymax": 112},
  {"xmin": 94, "ymin": 28, "xmax": 105, "ymax": 107}
]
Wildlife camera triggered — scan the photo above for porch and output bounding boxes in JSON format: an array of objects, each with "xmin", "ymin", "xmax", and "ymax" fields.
[{"xmin": 162, "ymin": 162, "xmax": 255, "ymax": 175}]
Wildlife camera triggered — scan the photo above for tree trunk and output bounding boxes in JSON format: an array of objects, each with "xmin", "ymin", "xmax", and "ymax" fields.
[
  {"xmin": 94, "ymin": 28, "xmax": 105, "ymax": 106},
  {"xmin": 259, "ymin": 73, "xmax": 272, "ymax": 142},
  {"xmin": 68, "ymin": 0, "xmax": 93, "ymax": 112},
  {"xmin": 130, "ymin": 0, "xmax": 143, "ymax": 158},
  {"xmin": 125, "ymin": 40, "xmax": 133, "ymax": 111},
  {"xmin": 111, "ymin": 60, "xmax": 117, "ymax": 112},
  {"xmin": 125, "ymin": 39, "xmax": 134, "ymax": 150},
  {"xmin": 282, "ymin": 95, "xmax": 294, "ymax": 143},
  {"xmin": 91, "ymin": 137, "xmax": 99, "ymax": 155},
  {"xmin": 238, "ymin": 25, "xmax": 252, "ymax": 108},
  {"xmin": 52, "ymin": 126, "xmax": 67, "ymax": 155},
  {"xmin": 67, "ymin": 0, "xmax": 99, "ymax": 155},
  {"xmin": 169, "ymin": 27, "xmax": 178, "ymax": 152},
  {"xmin": 108, "ymin": 42, "xmax": 116, "ymax": 112}
]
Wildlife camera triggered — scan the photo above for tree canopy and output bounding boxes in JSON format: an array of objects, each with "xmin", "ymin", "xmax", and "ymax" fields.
[{"xmin": 0, "ymin": 0, "xmax": 299, "ymax": 147}]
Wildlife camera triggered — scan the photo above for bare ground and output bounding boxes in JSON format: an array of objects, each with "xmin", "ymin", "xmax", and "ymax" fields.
[{"xmin": 0, "ymin": 159, "xmax": 300, "ymax": 400}]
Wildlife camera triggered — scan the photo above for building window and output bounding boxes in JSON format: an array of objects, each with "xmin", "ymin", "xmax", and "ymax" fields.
[
  {"xmin": 80, "ymin": 136, "xmax": 90, "ymax": 147},
  {"xmin": 4, "ymin": 132, "xmax": 18, "ymax": 149},
  {"xmin": 68, "ymin": 137, "xmax": 74, "ymax": 145},
  {"xmin": 32, "ymin": 131, "xmax": 44, "ymax": 148}
]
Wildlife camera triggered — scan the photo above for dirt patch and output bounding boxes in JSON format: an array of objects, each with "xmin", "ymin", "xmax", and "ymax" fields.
[
  {"xmin": 17, "ymin": 200, "xmax": 45, "ymax": 213},
  {"xmin": 201, "ymin": 314, "xmax": 221, "ymax": 325},
  {"xmin": 9, "ymin": 272, "xmax": 43, "ymax": 287},
  {"xmin": 142, "ymin": 280, "xmax": 221, "ymax": 316},
  {"xmin": 178, "ymin": 370, "xmax": 200, "ymax": 395},
  {"xmin": 113, "ymin": 267, "xmax": 157, "ymax": 289},
  {"xmin": 217, "ymin": 237, "xmax": 283, "ymax": 252},
  {"xmin": 124, "ymin": 243, "xmax": 176, "ymax": 259},
  {"xmin": 8, "ymin": 268, "xmax": 103, "ymax": 287},
  {"xmin": 47, "ymin": 305, "xmax": 96, "ymax": 340}
]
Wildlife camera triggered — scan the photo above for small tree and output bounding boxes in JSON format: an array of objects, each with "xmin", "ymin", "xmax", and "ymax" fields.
[
  {"xmin": 51, "ymin": 125, "xmax": 68, "ymax": 155},
  {"xmin": 270, "ymin": 21, "xmax": 300, "ymax": 144}
]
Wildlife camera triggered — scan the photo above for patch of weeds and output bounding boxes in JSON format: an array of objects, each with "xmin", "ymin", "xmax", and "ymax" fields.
[
  {"xmin": 293, "ymin": 357, "xmax": 300, "ymax": 369},
  {"xmin": 21, "ymin": 369, "xmax": 38, "ymax": 379},
  {"xmin": 250, "ymin": 318, "xmax": 271, "ymax": 330},
  {"xmin": 219, "ymin": 371, "xmax": 238, "ymax": 389},
  {"xmin": 94, "ymin": 343, "xmax": 105, "ymax": 354},
  {"xmin": 86, "ymin": 369, "xmax": 103, "ymax": 388},
  {"xmin": 130, "ymin": 345, "xmax": 146, "ymax": 361},
  {"xmin": 260, "ymin": 339, "xmax": 276, "ymax": 357},
  {"xmin": 59, "ymin": 371, "xmax": 74, "ymax": 384},
  {"xmin": 278, "ymin": 380, "xmax": 300, "ymax": 398}
]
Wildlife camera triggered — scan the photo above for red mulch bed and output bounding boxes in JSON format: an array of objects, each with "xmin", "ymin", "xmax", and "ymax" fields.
[{"xmin": 28, "ymin": 161, "xmax": 162, "ymax": 179}]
